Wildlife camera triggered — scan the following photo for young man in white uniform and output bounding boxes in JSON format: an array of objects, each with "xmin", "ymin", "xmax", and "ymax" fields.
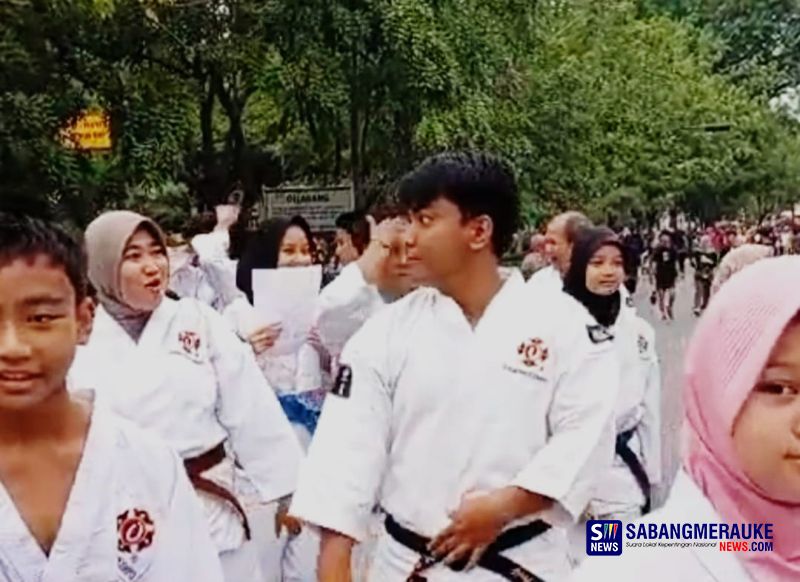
[
  {"xmin": 316, "ymin": 206, "xmax": 419, "ymax": 362},
  {"xmin": 0, "ymin": 213, "xmax": 223, "ymax": 582},
  {"xmin": 292, "ymin": 152, "xmax": 620, "ymax": 581}
]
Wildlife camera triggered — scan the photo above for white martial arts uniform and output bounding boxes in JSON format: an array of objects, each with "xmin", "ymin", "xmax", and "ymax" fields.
[
  {"xmin": 313, "ymin": 261, "xmax": 395, "ymax": 580},
  {"xmin": 315, "ymin": 262, "xmax": 390, "ymax": 362},
  {"xmin": 169, "ymin": 245, "xmax": 220, "ymax": 308},
  {"xmin": 568, "ymin": 308, "xmax": 660, "ymax": 564},
  {"xmin": 571, "ymin": 470, "xmax": 751, "ymax": 582},
  {"xmin": 525, "ymin": 264, "xmax": 563, "ymax": 295},
  {"xmin": 69, "ymin": 297, "xmax": 303, "ymax": 581},
  {"xmin": 292, "ymin": 269, "xmax": 620, "ymax": 581},
  {"xmin": 170, "ymin": 232, "xmax": 239, "ymax": 311},
  {"xmin": 0, "ymin": 398, "xmax": 224, "ymax": 582}
]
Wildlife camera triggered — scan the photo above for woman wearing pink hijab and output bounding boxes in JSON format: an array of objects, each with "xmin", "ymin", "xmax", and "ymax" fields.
[{"xmin": 575, "ymin": 256, "xmax": 800, "ymax": 581}]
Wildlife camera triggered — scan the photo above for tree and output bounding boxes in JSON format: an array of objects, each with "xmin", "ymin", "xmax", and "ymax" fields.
[
  {"xmin": 415, "ymin": 0, "xmax": 800, "ymax": 225},
  {"xmin": 641, "ymin": 0, "xmax": 800, "ymax": 98}
]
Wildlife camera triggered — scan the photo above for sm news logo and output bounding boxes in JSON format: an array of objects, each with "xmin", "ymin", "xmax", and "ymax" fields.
[{"xmin": 586, "ymin": 519, "xmax": 623, "ymax": 556}]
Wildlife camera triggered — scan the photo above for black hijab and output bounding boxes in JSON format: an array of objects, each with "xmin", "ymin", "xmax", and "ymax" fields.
[
  {"xmin": 236, "ymin": 215, "xmax": 316, "ymax": 304},
  {"xmin": 563, "ymin": 226, "xmax": 624, "ymax": 327}
]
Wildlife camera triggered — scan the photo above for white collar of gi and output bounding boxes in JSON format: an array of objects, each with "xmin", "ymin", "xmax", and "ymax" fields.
[
  {"xmin": 660, "ymin": 470, "xmax": 752, "ymax": 580},
  {"xmin": 96, "ymin": 296, "xmax": 180, "ymax": 349},
  {"xmin": 435, "ymin": 267, "xmax": 525, "ymax": 332}
]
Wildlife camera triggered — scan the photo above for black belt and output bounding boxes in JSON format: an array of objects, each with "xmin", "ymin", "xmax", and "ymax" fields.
[
  {"xmin": 184, "ymin": 442, "xmax": 251, "ymax": 540},
  {"xmin": 615, "ymin": 428, "xmax": 651, "ymax": 514},
  {"xmin": 385, "ymin": 513, "xmax": 550, "ymax": 582}
]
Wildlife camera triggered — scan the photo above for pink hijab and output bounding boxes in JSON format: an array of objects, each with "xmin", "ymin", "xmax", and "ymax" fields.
[{"xmin": 684, "ymin": 256, "xmax": 800, "ymax": 579}]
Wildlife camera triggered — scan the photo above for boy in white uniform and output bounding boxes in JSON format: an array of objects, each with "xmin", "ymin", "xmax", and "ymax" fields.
[
  {"xmin": 0, "ymin": 212, "xmax": 223, "ymax": 582},
  {"xmin": 292, "ymin": 152, "xmax": 620, "ymax": 581}
]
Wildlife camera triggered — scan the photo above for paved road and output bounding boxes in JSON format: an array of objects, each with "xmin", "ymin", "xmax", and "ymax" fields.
[{"xmin": 632, "ymin": 268, "xmax": 698, "ymax": 506}]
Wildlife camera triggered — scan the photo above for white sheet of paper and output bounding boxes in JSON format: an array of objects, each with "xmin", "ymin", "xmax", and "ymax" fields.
[{"xmin": 252, "ymin": 266, "xmax": 322, "ymax": 356}]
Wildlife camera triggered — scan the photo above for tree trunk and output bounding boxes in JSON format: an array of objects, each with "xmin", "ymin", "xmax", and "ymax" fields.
[
  {"xmin": 349, "ymin": 92, "xmax": 363, "ymax": 206},
  {"xmin": 348, "ymin": 45, "xmax": 365, "ymax": 206},
  {"xmin": 334, "ymin": 132, "xmax": 342, "ymax": 178},
  {"xmin": 212, "ymin": 72, "xmax": 247, "ymax": 177},
  {"xmin": 200, "ymin": 78, "xmax": 215, "ymax": 156}
]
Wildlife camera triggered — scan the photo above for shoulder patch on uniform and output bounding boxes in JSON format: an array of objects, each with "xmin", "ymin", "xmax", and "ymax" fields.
[
  {"xmin": 625, "ymin": 295, "xmax": 635, "ymax": 308},
  {"xmin": 332, "ymin": 365, "xmax": 353, "ymax": 398},
  {"xmin": 637, "ymin": 334, "xmax": 649, "ymax": 354},
  {"xmin": 586, "ymin": 324, "xmax": 614, "ymax": 344}
]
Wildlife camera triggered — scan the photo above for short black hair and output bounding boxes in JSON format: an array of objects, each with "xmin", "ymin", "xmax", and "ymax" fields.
[
  {"xmin": 398, "ymin": 151, "xmax": 519, "ymax": 256},
  {"xmin": 335, "ymin": 211, "xmax": 370, "ymax": 254},
  {"xmin": 236, "ymin": 215, "xmax": 317, "ymax": 304},
  {"xmin": 369, "ymin": 202, "xmax": 407, "ymax": 225},
  {"xmin": 0, "ymin": 212, "xmax": 87, "ymax": 302}
]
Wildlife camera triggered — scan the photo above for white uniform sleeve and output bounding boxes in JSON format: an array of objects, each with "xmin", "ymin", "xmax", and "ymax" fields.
[
  {"xmin": 511, "ymin": 307, "xmax": 619, "ymax": 523},
  {"xmin": 199, "ymin": 255, "xmax": 243, "ymax": 308},
  {"xmin": 638, "ymin": 321, "xmax": 662, "ymax": 486},
  {"xmin": 315, "ymin": 262, "xmax": 383, "ymax": 356},
  {"xmin": 160, "ymin": 451, "xmax": 226, "ymax": 581},
  {"xmin": 290, "ymin": 310, "xmax": 395, "ymax": 542},
  {"xmin": 205, "ymin": 305, "xmax": 303, "ymax": 502},
  {"xmin": 221, "ymin": 296, "xmax": 262, "ymax": 340},
  {"xmin": 191, "ymin": 231, "xmax": 230, "ymax": 262}
]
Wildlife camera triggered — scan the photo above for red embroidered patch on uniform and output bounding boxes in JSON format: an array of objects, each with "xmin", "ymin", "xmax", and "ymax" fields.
[
  {"xmin": 517, "ymin": 338, "xmax": 548, "ymax": 369},
  {"xmin": 178, "ymin": 331, "xmax": 201, "ymax": 357},
  {"xmin": 117, "ymin": 508, "xmax": 156, "ymax": 553}
]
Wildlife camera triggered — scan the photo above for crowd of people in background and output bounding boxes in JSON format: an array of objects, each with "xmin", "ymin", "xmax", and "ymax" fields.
[
  {"xmin": 521, "ymin": 216, "xmax": 799, "ymax": 321},
  {"xmin": 2, "ymin": 151, "xmax": 800, "ymax": 582}
]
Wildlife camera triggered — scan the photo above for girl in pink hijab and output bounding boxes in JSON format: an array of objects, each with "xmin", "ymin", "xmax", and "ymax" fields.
[{"xmin": 575, "ymin": 256, "xmax": 800, "ymax": 581}]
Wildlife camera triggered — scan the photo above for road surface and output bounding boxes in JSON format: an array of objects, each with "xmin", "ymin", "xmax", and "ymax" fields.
[{"xmin": 632, "ymin": 268, "xmax": 698, "ymax": 506}]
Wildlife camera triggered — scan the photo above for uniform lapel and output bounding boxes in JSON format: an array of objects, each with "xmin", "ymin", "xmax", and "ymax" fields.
[
  {"xmin": 0, "ymin": 400, "xmax": 113, "ymax": 582},
  {"xmin": 0, "ymin": 479, "xmax": 45, "ymax": 581},
  {"xmin": 669, "ymin": 472, "xmax": 751, "ymax": 581},
  {"xmin": 42, "ymin": 400, "xmax": 113, "ymax": 582},
  {"xmin": 137, "ymin": 298, "xmax": 179, "ymax": 354}
]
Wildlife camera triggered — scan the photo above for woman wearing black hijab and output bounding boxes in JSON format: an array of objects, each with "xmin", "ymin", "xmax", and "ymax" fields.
[
  {"xmin": 562, "ymin": 226, "xmax": 662, "ymax": 566},
  {"xmin": 563, "ymin": 227, "xmax": 624, "ymax": 327},
  {"xmin": 224, "ymin": 215, "xmax": 323, "ymax": 580},
  {"xmin": 236, "ymin": 216, "xmax": 317, "ymax": 304}
]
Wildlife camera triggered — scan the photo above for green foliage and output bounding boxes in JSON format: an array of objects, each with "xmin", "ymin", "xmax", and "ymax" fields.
[
  {"xmin": 416, "ymin": 0, "xmax": 800, "ymax": 226},
  {"xmin": 1, "ymin": 0, "xmax": 798, "ymax": 228}
]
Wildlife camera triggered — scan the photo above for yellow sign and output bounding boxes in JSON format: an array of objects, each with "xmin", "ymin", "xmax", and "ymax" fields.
[{"xmin": 62, "ymin": 111, "xmax": 111, "ymax": 151}]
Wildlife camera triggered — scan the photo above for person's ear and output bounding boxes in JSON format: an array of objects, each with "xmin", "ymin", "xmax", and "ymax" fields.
[
  {"xmin": 76, "ymin": 297, "xmax": 96, "ymax": 345},
  {"xmin": 468, "ymin": 215, "xmax": 494, "ymax": 252}
]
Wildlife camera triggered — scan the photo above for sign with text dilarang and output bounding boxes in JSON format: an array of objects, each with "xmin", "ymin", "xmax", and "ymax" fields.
[{"xmin": 263, "ymin": 186, "xmax": 354, "ymax": 231}]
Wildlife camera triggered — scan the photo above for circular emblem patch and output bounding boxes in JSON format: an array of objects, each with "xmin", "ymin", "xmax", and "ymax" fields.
[
  {"xmin": 117, "ymin": 508, "xmax": 156, "ymax": 553},
  {"xmin": 517, "ymin": 338, "xmax": 549, "ymax": 369}
]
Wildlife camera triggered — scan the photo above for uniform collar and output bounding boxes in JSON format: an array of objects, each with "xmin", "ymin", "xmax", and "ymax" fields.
[
  {"xmin": 663, "ymin": 471, "xmax": 752, "ymax": 580},
  {"xmin": 434, "ymin": 268, "xmax": 525, "ymax": 333},
  {"xmin": 96, "ymin": 297, "xmax": 179, "ymax": 349}
]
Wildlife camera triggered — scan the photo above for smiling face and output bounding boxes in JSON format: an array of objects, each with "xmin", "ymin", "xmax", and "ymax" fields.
[
  {"xmin": 585, "ymin": 244, "xmax": 625, "ymax": 296},
  {"xmin": 118, "ymin": 227, "xmax": 168, "ymax": 312},
  {"xmin": 732, "ymin": 318, "xmax": 800, "ymax": 503},
  {"xmin": 278, "ymin": 225, "xmax": 313, "ymax": 268},
  {"xmin": 0, "ymin": 255, "xmax": 92, "ymax": 410}
]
